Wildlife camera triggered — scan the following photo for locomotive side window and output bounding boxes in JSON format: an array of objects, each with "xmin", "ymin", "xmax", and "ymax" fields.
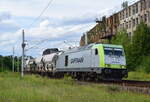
[
  {"xmin": 65, "ymin": 55, "xmax": 68, "ymax": 66},
  {"xmin": 95, "ymin": 49, "xmax": 98, "ymax": 55}
]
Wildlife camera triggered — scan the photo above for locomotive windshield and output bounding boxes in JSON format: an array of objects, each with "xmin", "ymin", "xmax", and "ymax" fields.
[
  {"xmin": 43, "ymin": 48, "xmax": 59, "ymax": 55},
  {"xmin": 104, "ymin": 47, "xmax": 126, "ymax": 65},
  {"xmin": 104, "ymin": 47, "xmax": 123, "ymax": 56}
]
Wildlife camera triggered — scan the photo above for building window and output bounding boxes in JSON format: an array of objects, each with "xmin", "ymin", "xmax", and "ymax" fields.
[
  {"xmin": 132, "ymin": 19, "xmax": 136, "ymax": 27},
  {"xmin": 136, "ymin": 3, "xmax": 138, "ymax": 13},
  {"xmin": 140, "ymin": 16, "xmax": 143, "ymax": 22},
  {"xmin": 132, "ymin": 5, "xmax": 135, "ymax": 15},
  {"xmin": 136, "ymin": 18, "xmax": 139, "ymax": 25},
  {"xmin": 141, "ymin": 0, "xmax": 146, "ymax": 11},
  {"xmin": 120, "ymin": 13, "xmax": 121, "ymax": 20},
  {"xmin": 122, "ymin": 23, "xmax": 124, "ymax": 29},
  {"xmin": 144, "ymin": 0, "xmax": 146, "ymax": 10},
  {"xmin": 148, "ymin": 11, "xmax": 150, "ymax": 22},
  {"xmin": 149, "ymin": 0, "xmax": 150, "ymax": 8},
  {"xmin": 129, "ymin": 21, "xmax": 131, "ymax": 28},
  {"xmin": 123, "ymin": 11, "xmax": 125, "ymax": 19},
  {"xmin": 129, "ymin": 7, "xmax": 131, "ymax": 17},
  {"xmin": 141, "ymin": 1, "xmax": 143, "ymax": 11},
  {"xmin": 144, "ymin": 14, "xmax": 147, "ymax": 22},
  {"xmin": 126, "ymin": 9, "xmax": 128, "ymax": 18},
  {"xmin": 126, "ymin": 22, "xmax": 128, "ymax": 29}
]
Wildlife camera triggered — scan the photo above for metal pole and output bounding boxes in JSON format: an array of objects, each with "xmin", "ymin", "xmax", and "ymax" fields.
[
  {"xmin": 21, "ymin": 30, "xmax": 26, "ymax": 77},
  {"xmin": 18, "ymin": 57, "xmax": 20, "ymax": 72},
  {"xmin": 12, "ymin": 47, "xmax": 15, "ymax": 72}
]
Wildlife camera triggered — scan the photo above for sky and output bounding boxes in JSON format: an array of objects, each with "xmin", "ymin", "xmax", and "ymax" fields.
[{"xmin": 0, "ymin": 0, "xmax": 138, "ymax": 57}]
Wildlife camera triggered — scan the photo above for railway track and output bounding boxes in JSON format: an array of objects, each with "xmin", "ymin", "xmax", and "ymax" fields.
[
  {"xmin": 97, "ymin": 80, "xmax": 150, "ymax": 88},
  {"xmin": 77, "ymin": 80, "xmax": 150, "ymax": 95}
]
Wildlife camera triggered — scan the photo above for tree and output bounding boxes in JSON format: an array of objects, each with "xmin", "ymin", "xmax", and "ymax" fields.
[
  {"xmin": 129, "ymin": 22, "xmax": 150, "ymax": 71},
  {"xmin": 111, "ymin": 30, "xmax": 129, "ymax": 46}
]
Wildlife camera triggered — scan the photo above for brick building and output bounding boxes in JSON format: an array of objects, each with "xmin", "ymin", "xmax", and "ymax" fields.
[
  {"xmin": 118, "ymin": 0, "xmax": 150, "ymax": 37},
  {"xmin": 80, "ymin": 0, "xmax": 150, "ymax": 46}
]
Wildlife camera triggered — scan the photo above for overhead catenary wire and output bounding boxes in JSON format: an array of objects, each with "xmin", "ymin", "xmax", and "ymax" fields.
[
  {"xmin": 26, "ymin": 23, "xmax": 94, "ymax": 51},
  {"xmin": 23, "ymin": 0, "xmax": 54, "ymax": 58},
  {"xmin": 28, "ymin": 0, "xmax": 54, "ymax": 28}
]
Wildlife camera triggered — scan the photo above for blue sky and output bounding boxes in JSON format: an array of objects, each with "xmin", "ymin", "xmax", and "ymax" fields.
[{"xmin": 0, "ymin": 0, "xmax": 138, "ymax": 57}]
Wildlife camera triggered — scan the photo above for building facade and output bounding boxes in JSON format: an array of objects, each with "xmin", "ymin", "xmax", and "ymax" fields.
[
  {"xmin": 80, "ymin": 0, "xmax": 150, "ymax": 46},
  {"xmin": 118, "ymin": 0, "xmax": 150, "ymax": 37}
]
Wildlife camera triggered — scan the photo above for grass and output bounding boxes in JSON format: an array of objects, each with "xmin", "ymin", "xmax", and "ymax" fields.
[
  {"xmin": 0, "ymin": 72, "xmax": 149, "ymax": 102},
  {"xmin": 126, "ymin": 71, "xmax": 150, "ymax": 81}
]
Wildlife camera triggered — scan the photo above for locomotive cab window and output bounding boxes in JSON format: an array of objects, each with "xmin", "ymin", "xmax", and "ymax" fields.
[
  {"xmin": 95, "ymin": 49, "xmax": 98, "ymax": 55},
  {"xmin": 65, "ymin": 55, "xmax": 68, "ymax": 66}
]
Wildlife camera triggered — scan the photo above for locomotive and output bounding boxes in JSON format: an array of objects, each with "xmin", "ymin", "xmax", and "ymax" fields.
[{"xmin": 25, "ymin": 43, "xmax": 128, "ymax": 80}]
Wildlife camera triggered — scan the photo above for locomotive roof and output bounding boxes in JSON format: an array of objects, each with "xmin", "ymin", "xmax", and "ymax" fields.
[
  {"xmin": 101, "ymin": 44, "xmax": 123, "ymax": 48},
  {"xmin": 63, "ymin": 43, "xmax": 123, "ymax": 54}
]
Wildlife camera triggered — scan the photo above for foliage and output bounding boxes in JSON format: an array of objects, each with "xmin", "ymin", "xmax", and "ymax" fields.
[
  {"xmin": 111, "ymin": 22, "xmax": 150, "ymax": 73},
  {"xmin": 111, "ymin": 29, "xmax": 131, "ymax": 52},
  {"xmin": 0, "ymin": 56, "xmax": 21, "ymax": 72},
  {"xmin": 111, "ymin": 29, "xmax": 129, "ymax": 45},
  {"xmin": 128, "ymin": 22, "xmax": 150, "ymax": 71},
  {"xmin": 127, "ymin": 71, "xmax": 150, "ymax": 81},
  {"xmin": 0, "ymin": 72, "xmax": 149, "ymax": 102},
  {"xmin": 139, "ymin": 55, "xmax": 150, "ymax": 73},
  {"xmin": 126, "ymin": 22, "xmax": 150, "ymax": 71}
]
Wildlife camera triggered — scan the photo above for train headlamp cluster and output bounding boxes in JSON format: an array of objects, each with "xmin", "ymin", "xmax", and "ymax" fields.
[
  {"xmin": 121, "ymin": 65, "xmax": 125, "ymax": 68},
  {"xmin": 105, "ymin": 64, "xmax": 110, "ymax": 68}
]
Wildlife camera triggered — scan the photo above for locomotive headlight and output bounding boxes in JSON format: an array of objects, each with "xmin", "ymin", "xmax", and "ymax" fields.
[
  {"xmin": 121, "ymin": 65, "xmax": 125, "ymax": 68},
  {"xmin": 105, "ymin": 64, "xmax": 110, "ymax": 68}
]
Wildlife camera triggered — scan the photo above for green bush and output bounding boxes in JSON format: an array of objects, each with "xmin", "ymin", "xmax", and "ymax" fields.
[
  {"xmin": 128, "ymin": 22, "xmax": 150, "ymax": 71},
  {"xmin": 140, "ymin": 55, "xmax": 150, "ymax": 73},
  {"xmin": 112, "ymin": 22, "xmax": 150, "ymax": 73}
]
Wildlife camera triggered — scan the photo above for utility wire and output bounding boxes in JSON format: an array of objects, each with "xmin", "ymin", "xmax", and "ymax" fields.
[
  {"xmin": 26, "ymin": 23, "xmax": 93, "ymax": 51},
  {"xmin": 28, "ymin": 0, "xmax": 54, "ymax": 28},
  {"xmin": 26, "ymin": 0, "xmax": 138, "ymax": 52}
]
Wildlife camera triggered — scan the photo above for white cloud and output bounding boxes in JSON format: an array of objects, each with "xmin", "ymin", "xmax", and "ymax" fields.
[
  {"xmin": 25, "ymin": 19, "xmax": 95, "ymax": 39},
  {"xmin": 0, "ymin": 0, "xmax": 131, "ymax": 17},
  {"xmin": 0, "ymin": 29, "xmax": 22, "ymax": 51},
  {"xmin": 0, "ymin": 0, "xmax": 139, "ymax": 56},
  {"xmin": 39, "ymin": 20, "xmax": 50, "ymax": 27}
]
